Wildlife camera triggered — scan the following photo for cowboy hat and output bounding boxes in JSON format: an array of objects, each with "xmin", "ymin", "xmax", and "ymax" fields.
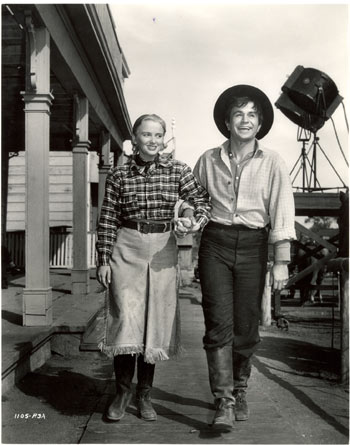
[{"xmin": 213, "ymin": 84, "xmax": 274, "ymax": 139}]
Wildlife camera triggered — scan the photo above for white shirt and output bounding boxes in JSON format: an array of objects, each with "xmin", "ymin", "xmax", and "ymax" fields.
[{"xmin": 193, "ymin": 140, "xmax": 296, "ymax": 260}]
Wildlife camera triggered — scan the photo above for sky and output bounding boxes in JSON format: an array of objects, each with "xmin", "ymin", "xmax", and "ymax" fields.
[{"xmin": 110, "ymin": 1, "xmax": 349, "ymax": 190}]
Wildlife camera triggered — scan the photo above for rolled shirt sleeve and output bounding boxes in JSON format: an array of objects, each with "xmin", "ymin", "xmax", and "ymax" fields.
[
  {"xmin": 268, "ymin": 155, "xmax": 296, "ymax": 245},
  {"xmin": 274, "ymin": 240, "xmax": 292, "ymax": 263}
]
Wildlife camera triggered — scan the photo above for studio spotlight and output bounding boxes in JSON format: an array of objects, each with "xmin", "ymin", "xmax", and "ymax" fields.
[
  {"xmin": 275, "ymin": 93, "xmax": 325, "ymax": 133},
  {"xmin": 275, "ymin": 65, "xmax": 347, "ymax": 192},
  {"xmin": 275, "ymin": 65, "xmax": 343, "ymax": 132}
]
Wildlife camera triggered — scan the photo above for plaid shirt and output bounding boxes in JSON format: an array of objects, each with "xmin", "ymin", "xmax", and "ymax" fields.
[
  {"xmin": 193, "ymin": 140, "xmax": 296, "ymax": 260},
  {"xmin": 96, "ymin": 154, "xmax": 211, "ymax": 265}
]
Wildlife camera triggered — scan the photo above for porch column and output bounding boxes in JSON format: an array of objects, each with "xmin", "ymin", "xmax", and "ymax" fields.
[
  {"xmin": 116, "ymin": 146, "xmax": 125, "ymax": 166},
  {"xmin": 71, "ymin": 95, "xmax": 91, "ymax": 294},
  {"xmin": 98, "ymin": 130, "xmax": 111, "ymax": 219},
  {"xmin": 21, "ymin": 22, "xmax": 54, "ymax": 326}
]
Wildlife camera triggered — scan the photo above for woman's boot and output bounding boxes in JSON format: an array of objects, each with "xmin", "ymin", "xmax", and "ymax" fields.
[
  {"xmin": 107, "ymin": 354, "xmax": 136, "ymax": 421},
  {"xmin": 136, "ymin": 356, "xmax": 157, "ymax": 421},
  {"xmin": 206, "ymin": 346, "xmax": 235, "ymax": 432}
]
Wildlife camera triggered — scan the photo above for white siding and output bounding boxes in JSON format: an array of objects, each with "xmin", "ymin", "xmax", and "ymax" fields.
[{"xmin": 7, "ymin": 151, "xmax": 101, "ymax": 231}]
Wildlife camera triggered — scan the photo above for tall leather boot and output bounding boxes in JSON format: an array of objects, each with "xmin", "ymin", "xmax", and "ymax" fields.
[
  {"xmin": 233, "ymin": 352, "xmax": 252, "ymax": 421},
  {"xmin": 136, "ymin": 355, "xmax": 157, "ymax": 421},
  {"xmin": 107, "ymin": 354, "xmax": 136, "ymax": 421},
  {"xmin": 206, "ymin": 346, "xmax": 235, "ymax": 432}
]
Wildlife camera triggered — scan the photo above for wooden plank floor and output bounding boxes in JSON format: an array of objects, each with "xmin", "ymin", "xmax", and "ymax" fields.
[{"xmin": 80, "ymin": 286, "xmax": 349, "ymax": 444}]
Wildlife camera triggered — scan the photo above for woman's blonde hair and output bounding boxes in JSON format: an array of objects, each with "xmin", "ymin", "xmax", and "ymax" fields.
[{"xmin": 132, "ymin": 114, "xmax": 167, "ymax": 136}]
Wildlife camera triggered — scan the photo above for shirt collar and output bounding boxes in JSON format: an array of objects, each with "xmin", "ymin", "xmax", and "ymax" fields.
[
  {"xmin": 220, "ymin": 139, "xmax": 264, "ymax": 161},
  {"xmin": 157, "ymin": 153, "xmax": 173, "ymax": 167}
]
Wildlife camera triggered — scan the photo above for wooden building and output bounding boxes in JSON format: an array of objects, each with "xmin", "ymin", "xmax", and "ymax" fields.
[{"xmin": 2, "ymin": 4, "xmax": 132, "ymax": 325}]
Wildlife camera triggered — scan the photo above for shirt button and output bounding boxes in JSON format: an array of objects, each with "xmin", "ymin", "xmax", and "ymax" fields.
[
  {"xmin": 236, "ymin": 176, "xmax": 239, "ymax": 179},
  {"xmin": 237, "ymin": 164, "xmax": 240, "ymax": 168},
  {"xmin": 228, "ymin": 181, "xmax": 231, "ymax": 185}
]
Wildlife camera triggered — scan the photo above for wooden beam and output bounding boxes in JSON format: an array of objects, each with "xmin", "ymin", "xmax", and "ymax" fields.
[
  {"xmin": 294, "ymin": 192, "xmax": 341, "ymax": 216},
  {"xmin": 286, "ymin": 250, "xmax": 336, "ymax": 287},
  {"xmin": 290, "ymin": 235, "xmax": 339, "ymax": 269},
  {"xmin": 295, "ymin": 221, "xmax": 337, "ymax": 252},
  {"xmin": 34, "ymin": 4, "xmax": 129, "ymax": 148}
]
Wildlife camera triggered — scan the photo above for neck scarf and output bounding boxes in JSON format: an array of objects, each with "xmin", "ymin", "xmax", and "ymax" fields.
[{"xmin": 135, "ymin": 154, "xmax": 156, "ymax": 173}]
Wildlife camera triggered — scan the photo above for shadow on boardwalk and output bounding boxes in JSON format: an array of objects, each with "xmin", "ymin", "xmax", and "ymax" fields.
[
  {"xmin": 2, "ymin": 281, "xmax": 349, "ymax": 444},
  {"xmin": 255, "ymin": 336, "xmax": 348, "ymax": 438}
]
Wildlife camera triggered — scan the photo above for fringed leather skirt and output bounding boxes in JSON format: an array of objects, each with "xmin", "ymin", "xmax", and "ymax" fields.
[{"xmin": 98, "ymin": 227, "xmax": 182, "ymax": 364}]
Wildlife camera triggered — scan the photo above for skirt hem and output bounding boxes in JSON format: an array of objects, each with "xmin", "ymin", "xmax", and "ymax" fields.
[{"xmin": 98, "ymin": 342, "xmax": 184, "ymax": 364}]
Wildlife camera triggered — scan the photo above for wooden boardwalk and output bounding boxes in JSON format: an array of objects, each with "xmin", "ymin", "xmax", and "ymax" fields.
[{"xmin": 80, "ymin": 286, "xmax": 348, "ymax": 444}]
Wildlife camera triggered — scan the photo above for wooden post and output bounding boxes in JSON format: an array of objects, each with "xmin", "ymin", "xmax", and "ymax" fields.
[
  {"xmin": 116, "ymin": 150, "xmax": 125, "ymax": 166},
  {"xmin": 261, "ymin": 268, "xmax": 272, "ymax": 326},
  {"xmin": 97, "ymin": 131, "xmax": 111, "ymax": 220},
  {"xmin": 337, "ymin": 191, "xmax": 349, "ymax": 383},
  {"xmin": 71, "ymin": 95, "xmax": 91, "ymax": 294},
  {"xmin": 327, "ymin": 258, "xmax": 349, "ymax": 383},
  {"xmin": 177, "ymin": 234, "xmax": 194, "ymax": 286},
  {"xmin": 340, "ymin": 269, "xmax": 349, "ymax": 384},
  {"xmin": 21, "ymin": 19, "xmax": 54, "ymax": 326},
  {"xmin": 272, "ymin": 290, "xmax": 281, "ymax": 320}
]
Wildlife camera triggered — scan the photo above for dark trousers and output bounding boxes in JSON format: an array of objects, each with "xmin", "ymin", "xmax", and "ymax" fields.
[{"xmin": 198, "ymin": 222, "xmax": 268, "ymax": 358}]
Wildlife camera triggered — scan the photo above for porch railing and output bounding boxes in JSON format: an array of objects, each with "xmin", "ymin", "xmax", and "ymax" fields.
[{"xmin": 6, "ymin": 231, "xmax": 97, "ymax": 268}]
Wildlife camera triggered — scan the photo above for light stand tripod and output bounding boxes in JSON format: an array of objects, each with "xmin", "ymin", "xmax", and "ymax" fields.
[
  {"xmin": 290, "ymin": 128, "xmax": 321, "ymax": 192},
  {"xmin": 290, "ymin": 127, "xmax": 347, "ymax": 192}
]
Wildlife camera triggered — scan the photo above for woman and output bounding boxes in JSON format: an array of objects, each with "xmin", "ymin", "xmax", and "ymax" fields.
[{"xmin": 96, "ymin": 114, "xmax": 211, "ymax": 422}]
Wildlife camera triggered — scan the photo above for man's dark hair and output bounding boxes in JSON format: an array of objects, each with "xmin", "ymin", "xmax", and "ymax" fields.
[{"xmin": 225, "ymin": 96, "xmax": 263, "ymax": 124}]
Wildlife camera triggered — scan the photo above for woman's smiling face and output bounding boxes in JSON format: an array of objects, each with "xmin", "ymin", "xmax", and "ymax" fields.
[{"xmin": 133, "ymin": 119, "xmax": 165, "ymax": 161}]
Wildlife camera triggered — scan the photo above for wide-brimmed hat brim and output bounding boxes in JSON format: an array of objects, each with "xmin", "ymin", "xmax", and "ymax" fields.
[{"xmin": 213, "ymin": 84, "xmax": 274, "ymax": 139}]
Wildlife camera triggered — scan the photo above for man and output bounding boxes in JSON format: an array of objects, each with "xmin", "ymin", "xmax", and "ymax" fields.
[{"xmin": 182, "ymin": 84, "xmax": 295, "ymax": 431}]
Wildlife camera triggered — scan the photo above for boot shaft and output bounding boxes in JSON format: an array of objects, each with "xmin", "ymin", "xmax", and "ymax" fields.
[
  {"xmin": 136, "ymin": 355, "xmax": 155, "ymax": 395},
  {"xmin": 113, "ymin": 354, "xmax": 156, "ymax": 394},
  {"xmin": 206, "ymin": 346, "xmax": 234, "ymax": 401},
  {"xmin": 113, "ymin": 354, "xmax": 136, "ymax": 392},
  {"xmin": 233, "ymin": 352, "xmax": 252, "ymax": 391}
]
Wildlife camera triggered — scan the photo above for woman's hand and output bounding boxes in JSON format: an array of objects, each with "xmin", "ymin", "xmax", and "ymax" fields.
[
  {"xmin": 174, "ymin": 217, "xmax": 201, "ymax": 237},
  {"xmin": 174, "ymin": 217, "xmax": 191, "ymax": 237},
  {"xmin": 97, "ymin": 265, "xmax": 111, "ymax": 288}
]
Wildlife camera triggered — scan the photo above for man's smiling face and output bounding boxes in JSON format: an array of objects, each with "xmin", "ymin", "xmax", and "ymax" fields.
[{"xmin": 226, "ymin": 101, "xmax": 262, "ymax": 143}]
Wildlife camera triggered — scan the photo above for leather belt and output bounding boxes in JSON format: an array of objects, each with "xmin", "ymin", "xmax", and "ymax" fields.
[{"xmin": 123, "ymin": 220, "xmax": 173, "ymax": 234}]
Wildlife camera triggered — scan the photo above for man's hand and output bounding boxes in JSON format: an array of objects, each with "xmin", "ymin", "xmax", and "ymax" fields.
[
  {"xmin": 97, "ymin": 265, "xmax": 111, "ymax": 288},
  {"xmin": 271, "ymin": 262, "xmax": 289, "ymax": 291},
  {"xmin": 174, "ymin": 217, "xmax": 201, "ymax": 237}
]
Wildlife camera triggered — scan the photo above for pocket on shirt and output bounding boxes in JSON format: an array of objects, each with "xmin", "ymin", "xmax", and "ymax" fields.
[
  {"xmin": 161, "ymin": 191, "xmax": 178, "ymax": 208},
  {"xmin": 148, "ymin": 191, "xmax": 178, "ymax": 218},
  {"xmin": 121, "ymin": 192, "xmax": 139, "ymax": 213}
]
